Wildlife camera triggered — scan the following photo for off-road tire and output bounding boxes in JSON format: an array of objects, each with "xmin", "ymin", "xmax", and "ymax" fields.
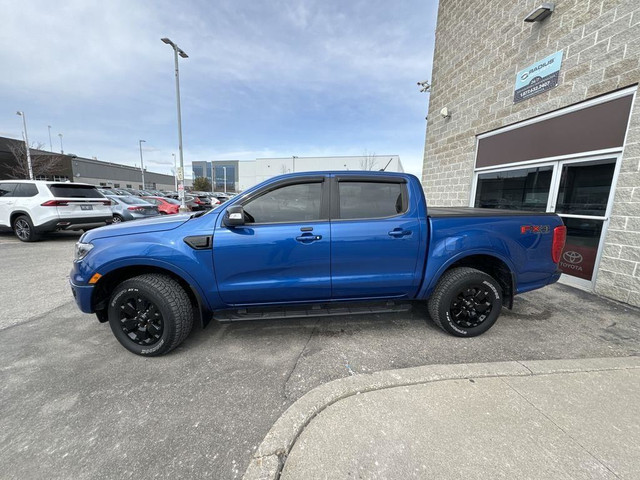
[
  {"xmin": 13, "ymin": 215, "xmax": 41, "ymax": 242},
  {"xmin": 107, "ymin": 274, "xmax": 193, "ymax": 356},
  {"xmin": 427, "ymin": 267, "xmax": 502, "ymax": 337}
]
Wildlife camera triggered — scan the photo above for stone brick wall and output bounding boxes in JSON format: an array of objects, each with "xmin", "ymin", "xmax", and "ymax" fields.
[{"xmin": 422, "ymin": 0, "xmax": 640, "ymax": 306}]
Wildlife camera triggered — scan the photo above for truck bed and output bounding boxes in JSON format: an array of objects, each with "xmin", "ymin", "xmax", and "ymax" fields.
[{"xmin": 428, "ymin": 207, "xmax": 558, "ymax": 218}]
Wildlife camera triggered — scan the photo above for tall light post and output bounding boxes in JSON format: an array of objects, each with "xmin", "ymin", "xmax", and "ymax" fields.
[
  {"xmin": 161, "ymin": 37, "xmax": 189, "ymax": 212},
  {"xmin": 138, "ymin": 139, "xmax": 146, "ymax": 189},
  {"xmin": 292, "ymin": 155, "xmax": 298, "ymax": 173},
  {"xmin": 47, "ymin": 125, "xmax": 53, "ymax": 152},
  {"xmin": 172, "ymin": 153, "xmax": 177, "ymax": 190},
  {"xmin": 15, "ymin": 111, "xmax": 34, "ymax": 180},
  {"xmin": 210, "ymin": 163, "xmax": 215, "ymax": 192},
  {"xmin": 222, "ymin": 166, "xmax": 227, "ymax": 193},
  {"xmin": 58, "ymin": 133, "xmax": 64, "ymax": 154}
]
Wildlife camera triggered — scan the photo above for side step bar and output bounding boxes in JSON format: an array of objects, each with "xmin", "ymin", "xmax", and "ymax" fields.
[{"xmin": 213, "ymin": 300, "xmax": 412, "ymax": 322}]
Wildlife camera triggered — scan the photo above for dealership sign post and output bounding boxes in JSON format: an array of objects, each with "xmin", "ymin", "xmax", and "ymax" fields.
[{"xmin": 514, "ymin": 50, "xmax": 563, "ymax": 103}]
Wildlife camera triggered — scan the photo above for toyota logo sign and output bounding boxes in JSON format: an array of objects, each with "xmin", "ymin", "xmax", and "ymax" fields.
[{"xmin": 562, "ymin": 251, "xmax": 583, "ymax": 264}]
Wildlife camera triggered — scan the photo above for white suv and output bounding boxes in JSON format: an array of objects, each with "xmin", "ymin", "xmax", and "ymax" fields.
[{"xmin": 0, "ymin": 180, "xmax": 113, "ymax": 242}]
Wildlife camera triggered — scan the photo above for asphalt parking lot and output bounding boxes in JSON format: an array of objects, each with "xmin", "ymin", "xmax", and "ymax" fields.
[{"xmin": 1, "ymin": 230, "xmax": 640, "ymax": 479}]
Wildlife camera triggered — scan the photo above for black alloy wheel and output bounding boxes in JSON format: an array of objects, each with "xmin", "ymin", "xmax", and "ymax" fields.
[
  {"xmin": 116, "ymin": 294, "xmax": 164, "ymax": 346},
  {"xmin": 107, "ymin": 274, "xmax": 194, "ymax": 356},
  {"xmin": 449, "ymin": 284, "xmax": 493, "ymax": 329},
  {"xmin": 428, "ymin": 267, "xmax": 503, "ymax": 337}
]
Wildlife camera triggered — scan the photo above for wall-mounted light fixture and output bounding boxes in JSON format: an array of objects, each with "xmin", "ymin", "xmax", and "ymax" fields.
[
  {"xmin": 524, "ymin": 3, "xmax": 555, "ymax": 22},
  {"xmin": 440, "ymin": 107, "xmax": 451, "ymax": 119}
]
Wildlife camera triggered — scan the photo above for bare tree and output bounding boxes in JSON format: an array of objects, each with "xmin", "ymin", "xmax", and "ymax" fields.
[
  {"xmin": 280, "ymin": 164, "xmax": 289, "ymax": 174},
  {"xmin": 360, "ymin": 150, "xmax": 377, "ymax": 171},
  {"xmin": 3, "ymin": 141, "xmax": 64, "ymax": 179}
]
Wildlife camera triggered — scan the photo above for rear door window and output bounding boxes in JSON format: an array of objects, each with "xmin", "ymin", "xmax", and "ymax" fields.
[
  {"xmin": 49, "ymin": 184, "xmax": 103, "ymax": 198},
  {"xmin": 0, "ymin": 183, "xmax": 17, "ymax": 197},
  {"xmin": 338, "ymin": 182, "xmax": 407, "ymax": 219}
]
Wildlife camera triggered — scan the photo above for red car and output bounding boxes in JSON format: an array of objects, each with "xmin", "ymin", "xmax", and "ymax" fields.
[{"xmin": 142, "ymin": 196, "xmax": 181, "ymax": 215}]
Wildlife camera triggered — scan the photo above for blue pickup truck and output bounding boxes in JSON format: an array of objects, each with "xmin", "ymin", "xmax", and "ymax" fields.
[{"xmin": 70, "ymin": 172, "xmax": 566, "ymax": 356}]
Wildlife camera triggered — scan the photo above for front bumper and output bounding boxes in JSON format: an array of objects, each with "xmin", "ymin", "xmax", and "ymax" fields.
[{"xmin": 70, "ymin": 278, "xmax": 95, "ymax": 313}]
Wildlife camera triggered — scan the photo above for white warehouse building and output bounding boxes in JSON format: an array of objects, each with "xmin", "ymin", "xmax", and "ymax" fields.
[{"xmin": 192, "ymin": 155, "xmax": 403, "ymax": 192}]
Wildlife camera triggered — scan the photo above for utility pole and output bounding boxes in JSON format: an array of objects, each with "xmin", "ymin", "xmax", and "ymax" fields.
[
  {"xmin": 138, "ymin": 140, "xmax": 146, "ymax": 189},
  {"xmin": 15, "ymin": 111, "xmax": 34, "ymax": 180},
  {"xmin": 172, "ymin": 153, "xmax": 177, "ymax": 190},
  {"xmin": 58, "ymin": 133, "xmax": 64, "ymax": 154},
  {"xmin": 161, "ymin": 37, "xmax": 189, "ymax": 212},
  {"xmin": 47, "ymin": 125, "xmax": 53, "ymax": 152}
]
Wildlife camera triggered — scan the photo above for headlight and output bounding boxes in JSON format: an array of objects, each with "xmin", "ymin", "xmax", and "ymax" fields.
[{"xmin": 74, "ymin": 242, "xmax": 94, "ymax": 262}]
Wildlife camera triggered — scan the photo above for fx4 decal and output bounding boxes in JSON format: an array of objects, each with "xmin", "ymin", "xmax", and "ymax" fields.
[{"xmin": 520, "ymin": 225, "xmax": 550, "ymax": 234}]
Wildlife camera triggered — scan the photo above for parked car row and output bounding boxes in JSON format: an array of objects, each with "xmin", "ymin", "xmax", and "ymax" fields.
[{"xmin": 0, "ymin": 179, "xmax": 242, "ymax": 242}]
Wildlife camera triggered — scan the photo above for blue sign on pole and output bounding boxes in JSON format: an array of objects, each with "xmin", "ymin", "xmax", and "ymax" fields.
[{"xmin": 514, "ymin": 50, "xmax": 563, "ymax": 103}]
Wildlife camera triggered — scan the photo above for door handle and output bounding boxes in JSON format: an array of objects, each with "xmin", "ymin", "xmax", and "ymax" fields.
[
  {"xmin": 296, "ymin": 233, "xmax": 322, "ymax": 243},
  {"xmin": 388, "ymin": 228, "xmax": 411, "ymax": 238}
]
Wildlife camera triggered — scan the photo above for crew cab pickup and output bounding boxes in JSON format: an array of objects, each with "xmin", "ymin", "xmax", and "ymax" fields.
[{"xmin": 70, "ymin": 172, "xmax": 566, "ymax": 356}]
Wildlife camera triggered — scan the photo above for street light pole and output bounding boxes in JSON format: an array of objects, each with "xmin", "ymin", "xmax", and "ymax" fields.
[
  {"xmin": 58, "ymin": 133, "xmax": 64, "ymax": 154},
  {"xmin": 210, "ymin": 163, "xmax": 214, "ymax": 192},
  {"xmin": 161, "ymin": 37, "xmax": 189, "ymax": 213},
  {"xmin": 222, "ymin": 166, "xmax": 227, "ymax": 194},
  {"xmin": 15, "ymin": 111, "xmax": 34, "ymax": 180},
  {"xmin": 172, "ymin": 153, "xmax": 177, "ymax": 190},
  {"xmin": 47, "ymin": 125, "xmax": 53, "ymax": 152},
  {"xmin": 292, "ymin": 155, "xmax": 298, "ymax": 173},
  {"xmin": 138, "ymin": 139, "xmax": 146, "ymax": 189}
]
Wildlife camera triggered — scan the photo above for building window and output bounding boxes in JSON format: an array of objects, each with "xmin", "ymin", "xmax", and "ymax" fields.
[
  {"xmin": 100, "ymin": 182, "xmax": 107, "ymax": 186},
  {"xmin": 114, "ymin": 183, "xmax": 120, "ymax": 188},
  {"xmin": 126, "ymin": 184, "xmax": 132, "ymax": 188},
  {"xmin": 474, "ymin": 166, "xmax": 552, "ymax": 211}
]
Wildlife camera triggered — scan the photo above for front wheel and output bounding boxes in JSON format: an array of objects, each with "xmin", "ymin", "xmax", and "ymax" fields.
[
  {"xmin": 107, "ymin": 274, "xmax": 193, "ymax": 356},
  {"xmin": 427, "ymin": 267, "xmax": 502, "ymax": 337}
]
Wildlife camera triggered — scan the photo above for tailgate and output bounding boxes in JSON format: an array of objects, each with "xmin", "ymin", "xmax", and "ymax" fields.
[
  {"xmin": 46, "ymin": 183, "xmax": 112, "ymax": 219},
  {"xmin": 54, "ymin": 198, "xmax": 112, "ymax": 219}
]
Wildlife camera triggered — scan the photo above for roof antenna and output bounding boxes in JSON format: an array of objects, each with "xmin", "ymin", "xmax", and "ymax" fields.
[{"xmin": 380, "ymin": 157, "xmax": 393, "ymax": 171}]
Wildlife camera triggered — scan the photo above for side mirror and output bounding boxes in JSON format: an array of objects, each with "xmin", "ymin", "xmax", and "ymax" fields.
[{"xmin": 223, "ymin": 205, "xmax": 245, "ymax": 227}]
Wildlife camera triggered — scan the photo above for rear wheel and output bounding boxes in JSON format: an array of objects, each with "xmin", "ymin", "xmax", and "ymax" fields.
[
  {"xmin": 13, "ymin": 215, "xmax": 41, "ymax": 242},
  {"xmin": 428, "ymin": 267, "xmax": 502, "ymax": 337},
  {"xmin": 107, "ymin": 274, "xmax": 193, "ymax": 356},
  {"xmin": 112, "ymin": 214, "xmax": 124, "ymax": 223}
]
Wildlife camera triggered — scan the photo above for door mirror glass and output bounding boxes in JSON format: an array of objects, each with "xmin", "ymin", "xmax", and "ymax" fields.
[{"xmin": 224, "ymin": 205, "xmax": 245, "ymax": 227}]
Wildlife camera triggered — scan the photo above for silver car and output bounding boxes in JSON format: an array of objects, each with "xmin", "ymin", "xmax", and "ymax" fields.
[{"xmin": 106, "ymin": 195, "xmax": 159, "ymax": 223}]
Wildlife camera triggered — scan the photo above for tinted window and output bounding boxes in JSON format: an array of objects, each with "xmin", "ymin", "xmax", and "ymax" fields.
[
  {"xmin": 0, "ymin": 183, "xmax": 17, "ymax": 197},
  {"xmin": 556, "ymin": 160, "xmax": 615, "ymax": 216},
  {"xmin": 338, "ymin": 182, "xmax": 406, "ymax": 219},
  {"xmin": 49, "ymin": 184, "xmax": 103, "ymax": 198},
  {"xmin": 13, "ymin": 183, "xmax": 39, "ymax": 197},
  {"xmin": 244, "ymin": 182, "xmax": 323, "ymax": 223},
  {"xmin": 164, "ymin": 198, "xmax": 180, "ymax": 205},
  {"xmin": 474, "ymin": 166, "xmax": 552, "ymax": 211}
]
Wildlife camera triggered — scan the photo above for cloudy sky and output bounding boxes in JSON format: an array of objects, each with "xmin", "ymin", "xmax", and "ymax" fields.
[{"xmin": 0, "ymin": 0, "xmax": 437, "ymax": 178}]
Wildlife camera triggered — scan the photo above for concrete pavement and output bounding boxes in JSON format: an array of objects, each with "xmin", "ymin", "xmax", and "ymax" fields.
[
  {"xmin": 3, "ymin": 231, "xmax": 640, "ymax": 479},
  {"xmin": 246, "ymin": 357, "xmax": 640, "ymax": 480}
]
